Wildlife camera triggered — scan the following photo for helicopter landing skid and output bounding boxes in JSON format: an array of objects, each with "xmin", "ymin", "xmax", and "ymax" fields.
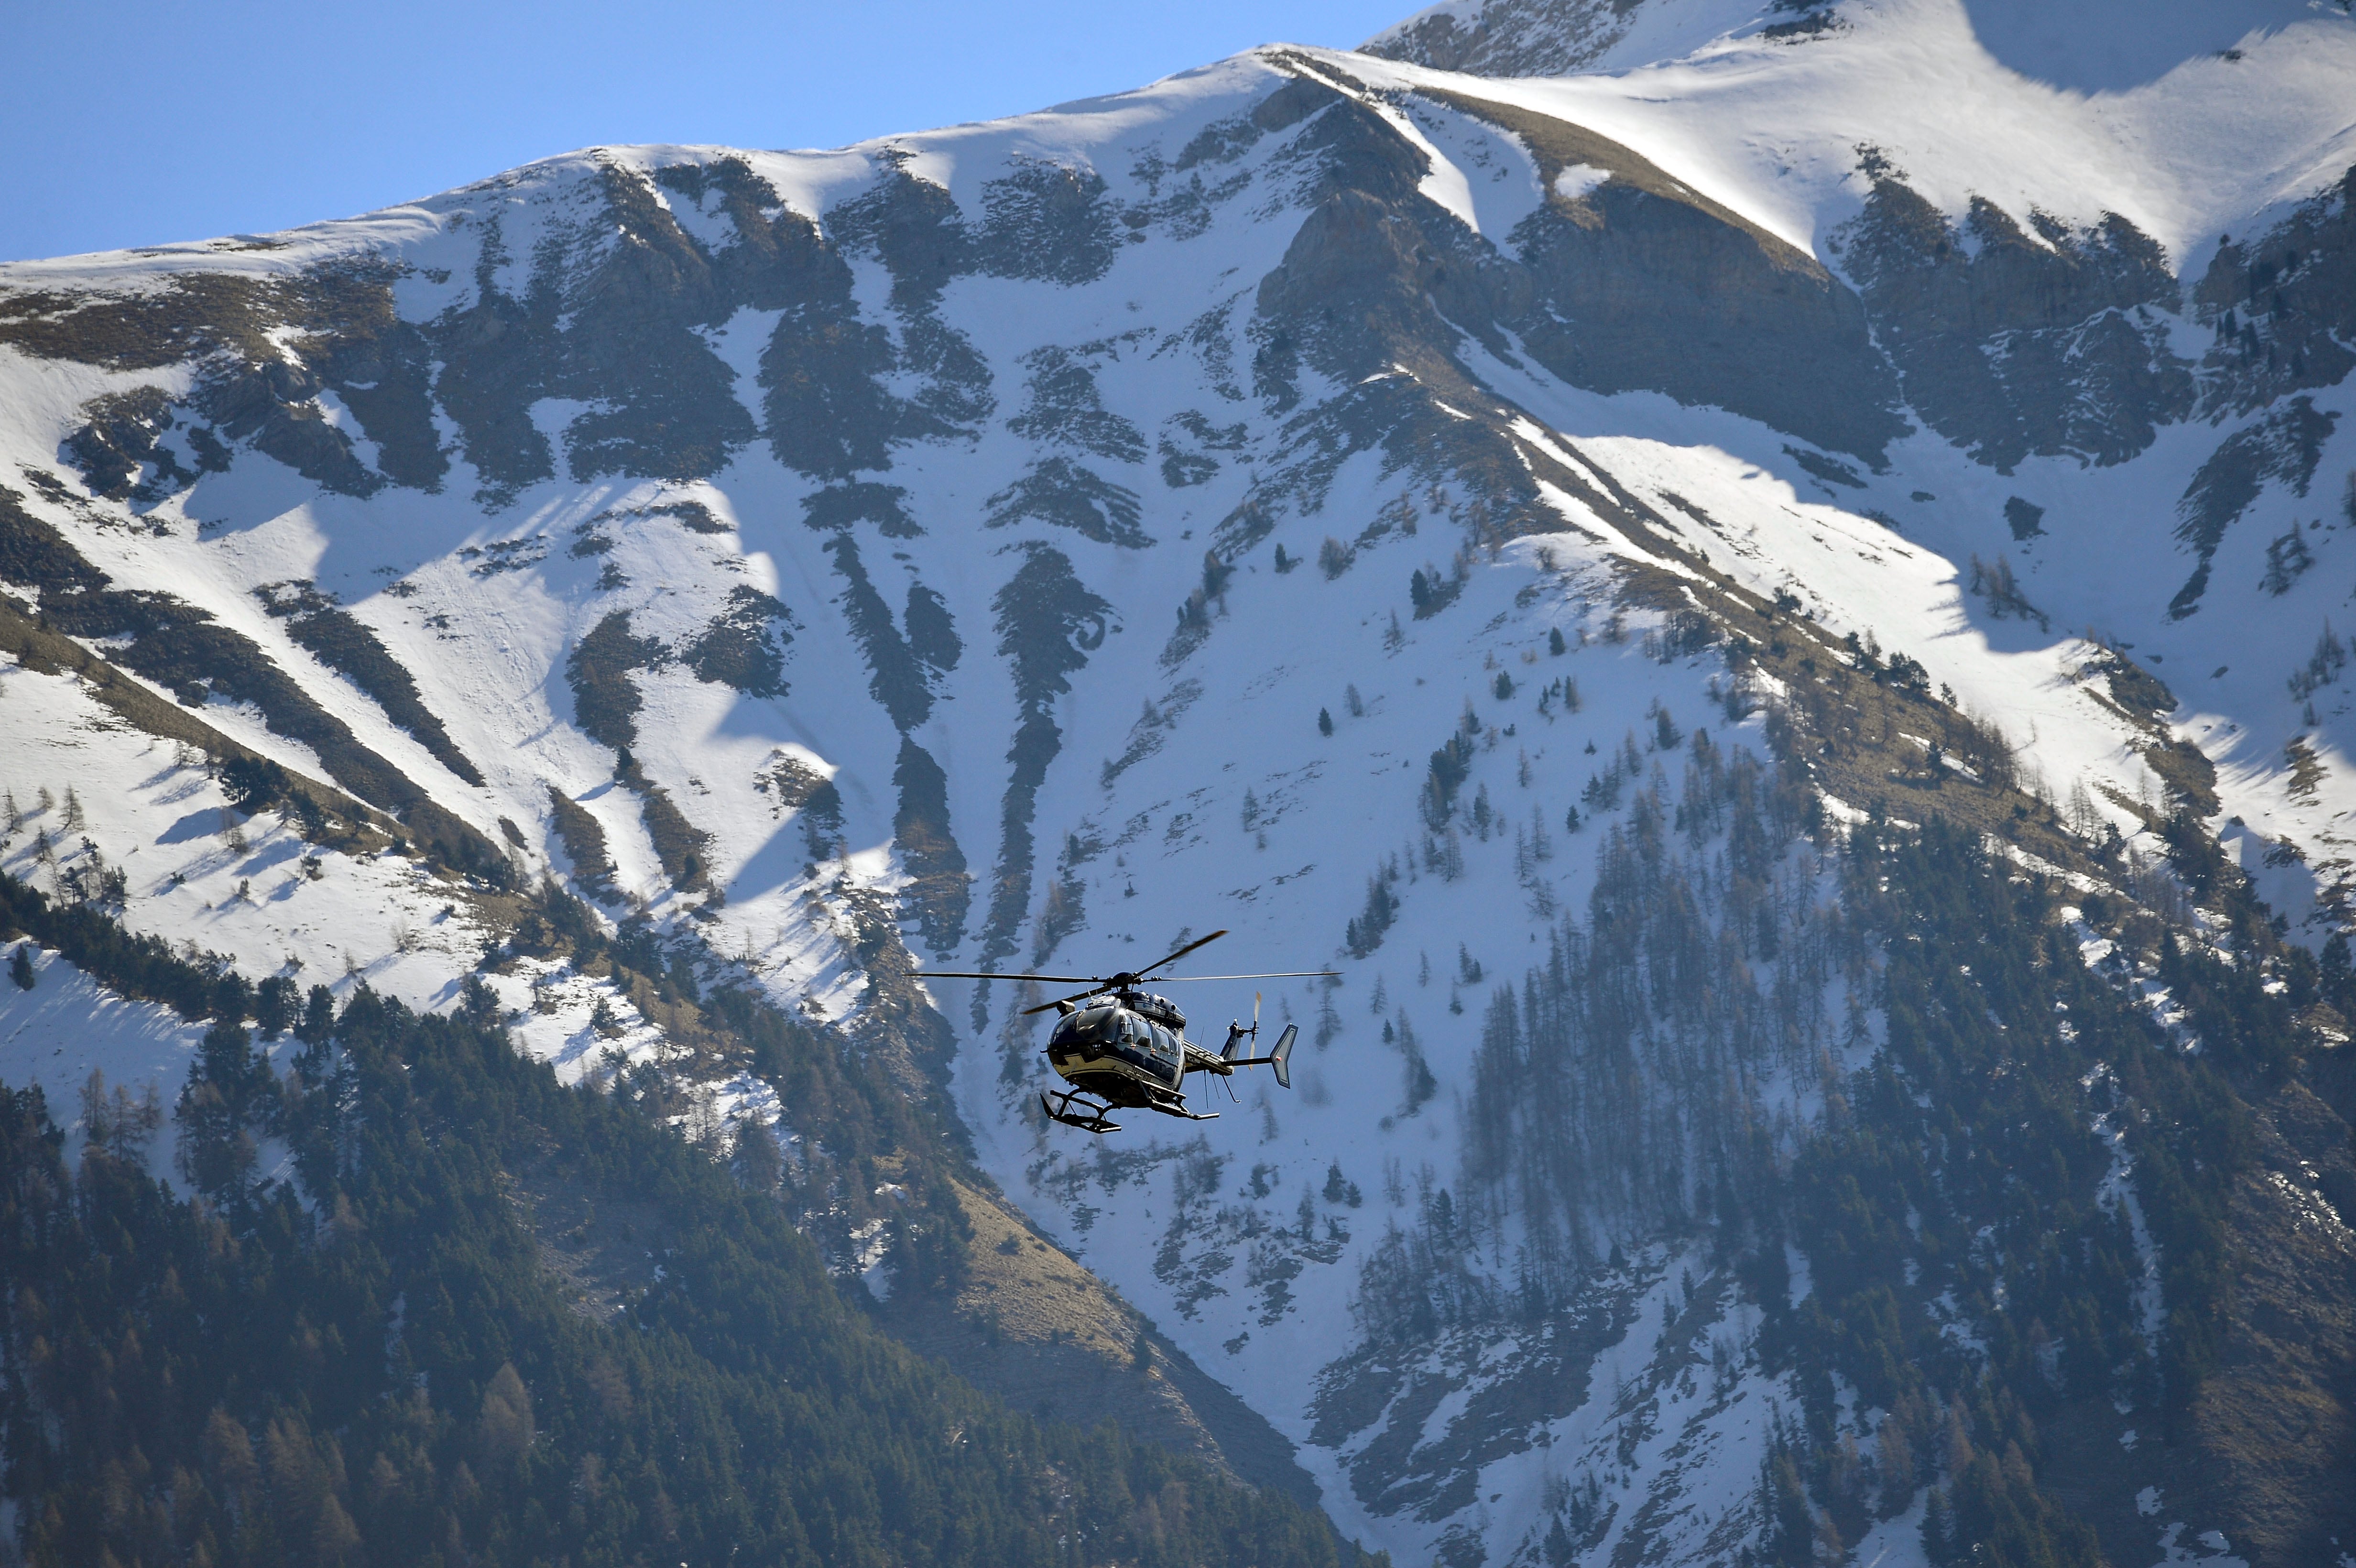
[{"xmin": 1040, "ymin": 1089, "xmax": 1122, "ymax": 1135}]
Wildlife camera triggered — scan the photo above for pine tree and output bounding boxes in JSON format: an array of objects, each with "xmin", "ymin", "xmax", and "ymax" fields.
[
  {"xmin": 255, "ymin": 973, "xmax": 297, "ymax": 1039},
  {"xmin": 1922, "ymin": 1486, "xmax": 1954, "ymax": 1565},
  {"xmin": 9, "ymin": 942, "xmax": 32, "ymax": 991},
  {"xmin": 295, "ymin": 982, "xmax": 337, "ymax": 1046},
  {"xmin": 733, "ymin": 1111, "xmax": 784, "ymax": 1194}
]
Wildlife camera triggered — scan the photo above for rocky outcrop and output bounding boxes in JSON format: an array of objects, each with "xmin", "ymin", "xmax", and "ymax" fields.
[
  {"xmin": 1837, "ymin": 165, "xmax": 2192, "ymax": 471},
  {"xmin": 986, "ymin": 457, "xmax": 1152, "ymax": 547},
  {"xmin": 681, "ymin": 584, "xmax": 796, "ymax": 700},
  {"xmin": 1361, "ymin": 0, "xmax": 1666, "ymax": 77},
  {"xmin": 2168, "ymin": 396, "xmax": 2340, "ymax": 617},
  {"xmin": 1242, "ymin": 68, "xmax": 1904, "ymax": 578},
  {"xmin": 893, "ymin": 739, "xmax": 972, "ymax": 954},
  {"xmin": 1451, "ymin": 92, "xmax": 1906, "ymax": 464},
  {"xmin": 2192, "ymin": 164, "xmax": 2356, "ymax": 420},
  {"xmin": 979, "ymin": 545, "xmax": 1115, "ymax": 961},
  {"xmin": 62, "ymin": 386, "xmax": 199, "ymax": 501}
]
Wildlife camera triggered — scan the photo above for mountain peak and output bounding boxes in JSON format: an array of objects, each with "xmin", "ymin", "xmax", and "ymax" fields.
[
  {"xmin": 1363, "ymin": 0, "xmax": 2348, "ymax": 88},
  {"xmin": 1358, "ymin": 0, "xmax": 1746, "ymax": 77}
]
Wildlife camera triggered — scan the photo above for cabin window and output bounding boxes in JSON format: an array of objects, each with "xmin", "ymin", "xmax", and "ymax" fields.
[{"xmin": 1058, "ymin": 1007, "xmax": 1119, "ymax": 1053}]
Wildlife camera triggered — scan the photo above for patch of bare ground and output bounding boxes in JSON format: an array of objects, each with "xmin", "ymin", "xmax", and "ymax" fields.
[{"xmin": 879, "ymin": 1176, "xmax": 1324, "ymax": 1506}]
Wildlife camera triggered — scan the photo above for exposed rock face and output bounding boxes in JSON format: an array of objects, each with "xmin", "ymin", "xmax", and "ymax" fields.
[
  {"xmin": 1247, "ymin": 90, "xmax": 1562, "ymax": 541},
  {"xmin": 1362, "ymin": 0, "xmax": 1668, "ymax": 77},
  {"xmin": 1449, "ymin": 93, "xmax": 1906, "ymax": 464},
  {"xmin": 1365, "ymin": 19, "xmax": 2356, "ymax": 490},
  {"xmin": 2168, "ymin": 396, "xmax": 2341, "ymax": 616},
  {"xmin": 2192, "ymin": 165, "xmax": 2356, "ymax": 419},
  {"xmin": 1838, "ymin": 173, "xmax": 2193, "ymax": 472},
  {"xmin": 1239, "ymin": 71, "xmax": 1907, "ymax": 571}
]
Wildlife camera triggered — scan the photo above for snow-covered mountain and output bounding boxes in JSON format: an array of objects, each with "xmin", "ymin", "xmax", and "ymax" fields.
[{"xmin": 4, "ymin": 1, "xmax": 2355, "ymax": 1563}]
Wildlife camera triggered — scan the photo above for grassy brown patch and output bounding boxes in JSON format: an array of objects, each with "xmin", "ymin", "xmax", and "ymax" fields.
[
  {"xmin": 1614, "ymin": 558, "xmax": 2092, "ymax": 868},
  {"xmin": 547, "ymin": 787, "xmax": 619, "ymax": 900}
]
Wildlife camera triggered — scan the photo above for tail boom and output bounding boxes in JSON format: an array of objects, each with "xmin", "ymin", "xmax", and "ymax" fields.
[{"xmin": 1226, "ymin": 1024, "xmax": 1298, "ymax": 1089}]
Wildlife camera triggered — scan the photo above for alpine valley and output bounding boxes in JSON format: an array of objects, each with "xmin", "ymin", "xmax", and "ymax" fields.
[{"xmin": 3, "ymin": 1, "xmax": 2355, "ymax": 1564}]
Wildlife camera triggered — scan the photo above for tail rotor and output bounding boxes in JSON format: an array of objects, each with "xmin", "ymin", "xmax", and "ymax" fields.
[
  {"xmin": 1224, "ymin": 1013, "xmax": 1298, "ymax": 1091},
  {"xmin": 1222, "ymin": 992, "xmax": 1262, "ymax": 1062}
]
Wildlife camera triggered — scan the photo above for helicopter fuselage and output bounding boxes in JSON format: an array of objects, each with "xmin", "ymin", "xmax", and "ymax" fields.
[{"xmin": 1044, "ymin": 993, "xmax": 1233, "ymax": 1111}]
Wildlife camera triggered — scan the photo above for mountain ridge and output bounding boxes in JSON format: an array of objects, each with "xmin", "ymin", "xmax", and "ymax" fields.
[{"xmin": 1363, "ymin": 0, "xmax": 2350, "ymax": 92}]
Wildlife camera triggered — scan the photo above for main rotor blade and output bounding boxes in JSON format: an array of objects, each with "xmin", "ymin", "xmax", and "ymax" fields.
[
  {"xmin": 1134, "ymin": 928, "xmax": 1229, "ymax": 979},
  {"xmin": 913, "ymin": 970, "xmax": 1104, "ymax": 983},
  {"xmin": 1021, "ymin": 984, "xmax": 1115, "ymax": 1016},
  {"xmin": 1143, "ymin": 970, "xmax": 1340, "ymax": 983}
]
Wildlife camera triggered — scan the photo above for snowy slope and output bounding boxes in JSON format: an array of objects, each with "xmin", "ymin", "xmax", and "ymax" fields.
[
  {"xmin": 1, "ymin": 2, "xmax": 2354, "ymax": 1561},
  {"xmin": 1365, "ymin": 0, "xmax": 2344, "ymax": 90}
]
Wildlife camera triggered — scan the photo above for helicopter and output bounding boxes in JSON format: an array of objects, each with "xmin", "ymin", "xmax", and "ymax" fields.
[{"xmin": 917, "ymin": 930, "xmax": 1334, "ymax": 1134}]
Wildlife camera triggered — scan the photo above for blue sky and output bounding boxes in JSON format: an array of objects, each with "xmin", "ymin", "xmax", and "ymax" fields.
[{"xmin": 2, "ymin": 0, "xmax": 1411, "ymax": 263}]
